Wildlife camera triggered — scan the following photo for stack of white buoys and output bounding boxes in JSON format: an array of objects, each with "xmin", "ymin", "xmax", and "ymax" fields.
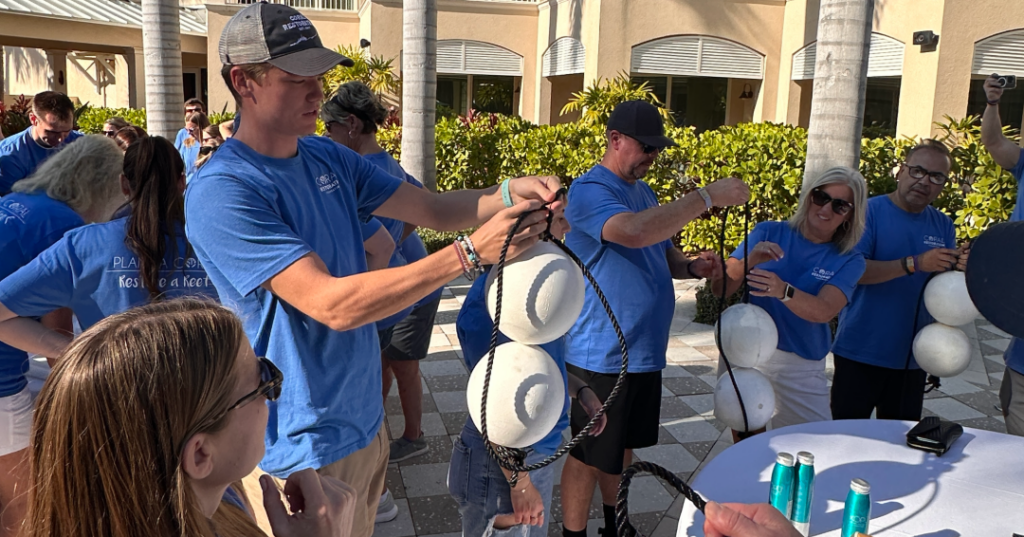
[
  {"xmin": 465, "ymin": 241, "xmax": 585, "ymax": 447},
  {"xmin": 913, "ymin": 271, "xmax": 979, "ymax": 378},
  {"xmin": 712, "ymin": 303, "xmax": 779, "ymax": 432}
]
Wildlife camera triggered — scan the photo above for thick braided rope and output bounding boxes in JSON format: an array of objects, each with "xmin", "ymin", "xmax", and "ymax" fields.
[
  {"xmin": 479, "ymin": 193, "xmax": 630, "ymax": 475},
  {"xmin": 713, "ymin": 205, "xmax": 751, "ymax": 433},
  {"xmin": 616, "ymin": 462, "xmax": 708, "ymax": 537}
]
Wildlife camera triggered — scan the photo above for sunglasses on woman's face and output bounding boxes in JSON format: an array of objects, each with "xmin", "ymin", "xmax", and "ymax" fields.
[
  {"xmin": 810, "ymin": 188, "xmax": 854, "ymax": 216},
  {"xmin": 205, "ymin": 357, "xmax": 283, "ymax": 425},
  {"xmin": 103, "ymin": 130, "xmax": 117, "ymax": 137}
]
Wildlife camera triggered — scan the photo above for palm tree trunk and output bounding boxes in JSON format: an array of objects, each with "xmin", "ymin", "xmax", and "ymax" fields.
[
  {"xmin": 142, "ymin": 0, "xmax": 184, "ymax": 139},
  {"xmin": 401, "ymin": 0, "xmax": 437, "ymax": 191},
  {"xmin": 803, "ymin": 0, "xmax": 874, "ymax": 193}
]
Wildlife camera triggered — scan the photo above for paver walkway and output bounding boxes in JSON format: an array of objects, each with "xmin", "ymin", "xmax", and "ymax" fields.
[{"xmin": 377, "ymin": 277, "xmax": 1012, "ymax": 537}]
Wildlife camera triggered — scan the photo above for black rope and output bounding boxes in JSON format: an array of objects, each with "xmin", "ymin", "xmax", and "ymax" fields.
[
  {"xmin": 478, "ymin": 188, "xmax": 630, "ymax": 481},
  {"xmin": 898, "ymin": 271, "xmax": 942, "ymax": 418},
  {"xmin": 615, "ymin": 462, "xmax": 708, "ymax": 537},
  {"xmin": 713, "ymin": 204, "xmax": 752, "ymax": 434}
]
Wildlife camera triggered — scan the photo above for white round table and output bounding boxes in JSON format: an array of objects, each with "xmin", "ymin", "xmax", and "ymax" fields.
[{"xmin": 676, "ymin": 420, "xmax": 1024, "ymax": 536}]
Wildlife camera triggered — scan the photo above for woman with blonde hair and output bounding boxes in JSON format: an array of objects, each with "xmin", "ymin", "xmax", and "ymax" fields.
[
  {"xmin": 24, "ymin": 299, "xmax": 357, "ymax": 537},
  {"xmin": 0, "ymin": 134, "xmax": 123, "ymax": 537},
  {"xmin": 710, "ymin": 166, "xmax": 868, "ymax": 432}
]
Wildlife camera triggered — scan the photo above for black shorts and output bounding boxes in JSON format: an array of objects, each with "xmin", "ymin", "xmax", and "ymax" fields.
[
  {"xmin": 567, "ymin": 364, "xmax": 662, "ymax": 475},
  {"xmin": 384, "ymin": 296, "xmax": 441, "ymax": 362},
  {"xmin": 830, "ymin": 354, "xmax": 927, "ymax": 421}
]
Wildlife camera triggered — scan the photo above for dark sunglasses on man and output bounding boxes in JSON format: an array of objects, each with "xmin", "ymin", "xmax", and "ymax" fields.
[
  {"xmin": 102, "ymin": 130, "xmax": 117, "ymax": 138},
  {"xmin": 810, "ymin": 188, "xmax": 854, "ymax": 216},
  {"xmin": 903, "ymin": 164, "xmax": 949, "ymax": 186},
  {"xmin": 627, "ymin": 134, "xmax": 658, "ymax": 154}
]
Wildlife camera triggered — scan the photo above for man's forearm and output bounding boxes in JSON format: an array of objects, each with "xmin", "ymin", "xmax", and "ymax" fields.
[
  {"xmin": 616, "ymin": 192, "xmax": 707, "ymax": 248},
  {"xmin": 982, "ymin": 103, "xmax": 1004, "ymax": 148},
  {"xmin": 858, "ymin": 259, "xmax": 907, "ymax": 285},
  {"xmin": 427, "ymin": 185, "xmax": 503, "ymax": 231}
]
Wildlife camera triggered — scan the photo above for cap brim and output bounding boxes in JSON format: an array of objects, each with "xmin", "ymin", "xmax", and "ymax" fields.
[
  {"xmin": 633, "ymin": 134, "xmax": 678, "ymax": 149},
  {"xmin": 269, "ymin": 47, "xmax": 354, "ymax": 77},
  {"xmin": 966, "ymin": 221, "xmax": 1024, "ymax": 339}
]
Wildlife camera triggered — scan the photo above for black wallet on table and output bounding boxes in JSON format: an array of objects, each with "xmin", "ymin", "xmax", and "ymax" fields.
[{"xmin": 906, "ymin": 416, "xmax": 963, "ymax": 456}]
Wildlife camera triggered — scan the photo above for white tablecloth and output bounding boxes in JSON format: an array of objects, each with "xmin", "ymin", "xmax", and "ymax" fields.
[{"xmin": 676, "ymin": 420, "xmax": 1024, "ymax": 536}]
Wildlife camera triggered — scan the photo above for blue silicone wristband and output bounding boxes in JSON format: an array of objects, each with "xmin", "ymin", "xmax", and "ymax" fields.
[{"xmin": 501, "ymin": 178, "xmax": 514, "ymax": 208}]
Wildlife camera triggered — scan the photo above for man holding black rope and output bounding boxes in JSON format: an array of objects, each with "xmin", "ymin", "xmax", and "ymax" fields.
[{"xmin": 831, "ymin": 140, "xmax": 968, "ymax": 421}]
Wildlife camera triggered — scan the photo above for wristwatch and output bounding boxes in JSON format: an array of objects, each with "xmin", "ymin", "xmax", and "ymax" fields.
[
  {"xmin": 901, "ymin": 255, "xmax": 916, "ymax": 275},
  {"xmin": 781, "ymin": 283, "xmax": 795, "ymax": 302}
]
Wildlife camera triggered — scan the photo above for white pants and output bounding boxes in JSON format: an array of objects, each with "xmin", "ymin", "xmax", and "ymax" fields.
[
  {"xmin": 719, "ymin": 349, "xmax": 831, "ymax": 430},
  {"xmin": 0, "ymin": 387, "xmax": 33, "ymax": 457}
]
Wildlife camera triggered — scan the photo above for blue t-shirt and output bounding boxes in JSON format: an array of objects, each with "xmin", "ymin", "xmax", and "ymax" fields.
[
  {"xmin": 1004, "ymin": 149, "xmax": 1024, "ymax": 374},
  {"xmin": 457, "ymin": 269, "xmax": 569, "ymax": 455},
  {"xmin": 0, "ymin": 128, "xmax": 84, "ymax": 194},
  {"xmin": 184, "ymin": 136, "xmax": 403, "ymax": 477},
  {"xmin": 833, "ymin": 196, "xmax": 956, "ymax": 369},
  {"xmin": 361, "ymin": 150, "xmax": 444, "ymax": 307},
  {"xmin": 174, "ymin": 127, "xmax": 189, "ymax": 150},
  {"xmin": 0, "ymin": 192, "xmax": 83, "ymax": 397},
  {"xmin": 180, "ymin": 141, "xmax": 201, "ymax": 178},
  {"xmin": 0, "ymin": 216, "xmax": 216, "ymax": 329},
  {"xmin": 563, "ymin": 164, "xmax": 674, "ymax": 374},
  {"xmin": 733, "ymin": 221, "xmax": 866, "ymax": 362}
]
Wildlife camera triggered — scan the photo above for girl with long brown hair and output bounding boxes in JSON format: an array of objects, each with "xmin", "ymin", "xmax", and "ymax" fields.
[
  {"xmin": 0, "ymin": 136, "xmax": 216, "ymax": 360},
  {"xmin": 25, "ymin": 299, "xmax": 356, "ymax": 537}
]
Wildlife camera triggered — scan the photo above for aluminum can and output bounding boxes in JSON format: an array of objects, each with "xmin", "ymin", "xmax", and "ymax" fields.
[
  {"xmin": 791, "ymin": 451, "xmax": 814, "ymax": 536},
  {"xmin": 841, "ymin": 478, "xmax": 871, "ymax": 537},
  {"xmin": 768, "ymin": 452, "xmax": 795, "ymax": 517}
]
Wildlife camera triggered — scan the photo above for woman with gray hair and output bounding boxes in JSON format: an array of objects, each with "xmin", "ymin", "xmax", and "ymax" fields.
[
  {"xmin": 0, "ymin": 133, "xmax": 122, "ymax": 537},
  {"xmin": 710, "ymin": 166, "xmax": 868, "ymax": 432}
]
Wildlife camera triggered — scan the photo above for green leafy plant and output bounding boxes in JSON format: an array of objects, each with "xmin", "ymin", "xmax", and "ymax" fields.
[
  {"xmin": 76, "ymin": 106, "xmax": 147, "ymax": 134},
  {"xmin": 321, "ymin": 45, "xmax": 401, "ymax": 103},
  {"xmin": 561, "ymin": 74, "xmax": 673, "ymax": 127},
  {"xmin": 0, "ymin": 95, "xmax": 32, "ymax": 137}
]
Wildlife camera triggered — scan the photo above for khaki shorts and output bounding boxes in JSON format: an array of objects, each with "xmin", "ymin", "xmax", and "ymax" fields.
[{"xmin": 241, "ymin": 423, "xmax": 389, "ymax": 537}]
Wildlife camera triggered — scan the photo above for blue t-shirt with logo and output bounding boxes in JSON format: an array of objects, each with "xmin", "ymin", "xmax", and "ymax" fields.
[
  {"xmin": 1004, "ymin": 150, "xmax": 1024, "ymax": 374},
  {"xmin": 564, "ymin": 164, "xmax": 674, "ymax": 374},
  {"xmin": 0, "ymin": 217, "xmax": 215, "ymax": 329},
  {"xmin": 733, "ymin": 221, "xmax": 866, "ymax": 362},
  {"xmin": 0, "ymin": 192, "xmax": 83, "ymax": 397},
  {"xmin": 833, "ymin": 196, "xmax": 956, "ymax": 369},
  {"xmin": 0, "ymin": 127, "xmax": 84, "ymax": 194},
  {"xmin": 362, "ymin": 150, "xmax": 443, "ymax": 307},
  {"xmin": 184, "ymin": 136, "xmax": 403, "ymax": 477},
  {"xmin": 457, "ymin": 268, "xmax": 569, "ymax": 455}
]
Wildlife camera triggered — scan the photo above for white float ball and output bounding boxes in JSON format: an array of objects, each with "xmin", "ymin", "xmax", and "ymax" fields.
[
  {"xmin": 486, "ymin": 241, "xmax": 585, "ymax": 344},
  {"xmin": 713, "ymin": 368, "xmax": 776, "ymax": 432},
  {"xmin": 467, "ymin": 342, "xmax": 566, "ymax": 448},
  {"xmin": 923, "ymin": 271, "xmax": 980, "ymax": 327},
  {"xmin": 715, "ymin": 304, "xmax": 779, "ymax": 369},
  {"xmin": 913, "ymin": 323, "xmax": 972, "ymax": 378}
]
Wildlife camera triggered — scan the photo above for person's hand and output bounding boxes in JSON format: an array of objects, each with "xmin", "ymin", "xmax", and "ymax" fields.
[
  {"xmin": 957, "ymin": 241, "xmax": 970, "ymax": 272},
  {"xmin": 984, "ymin": 74, "xmax": 1005, "ymax": 104},
  {"xmin": 470, "ymin": 200, "xmax": 552, "ymax": 265},
  {"xmin": 577, "ymin": 386, "xmax": 607, "ymax": 436},
  {"xmin": 262, "ymin": 470, "xmax": 357, "ymax": 537},
  {"xmin": 703, "ymin": 177, "xmax": 751, "ymax": 207},
  {"xmin": 749, "ymin": 241, "xmax": 784, "ymax": 266},
  {"xmin": 508, "ymin": 176, "xmax": 566, "ymax": 213},
  {"xmin": 917, "ymin": 247, "xmax": 959, "ymax": 273},
  {"xmin": 507, "ymin": 476, "xmax": 545, "ymax": 527},
  {"xmin": 689, "ymin": 251, "xmax": 723, "ymax": 281},
  {"xmin": 548, "ymin": 211, "xmax": 571, "ymax": 240},
  {"xmin": 703, "ymin": 501, "xmax": 802, "ymax": 537},
  {"xmin": 747, "ymin": 268, "xmax": 785, "ymax": 299}
]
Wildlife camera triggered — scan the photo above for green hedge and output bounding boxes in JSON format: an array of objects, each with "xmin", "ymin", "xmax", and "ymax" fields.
[{"xmin": 75, "ymin": 106, "xmax": 235, "ymax": 135}]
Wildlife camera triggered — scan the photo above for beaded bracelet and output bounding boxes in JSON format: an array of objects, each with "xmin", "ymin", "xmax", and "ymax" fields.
[
  {"xmin": 452, "ymin": 241, "xmax": 474, "ymax": 280},
  {"xmin": 457, "ymin": 235, "xmax": 483, "ymax": 273}
]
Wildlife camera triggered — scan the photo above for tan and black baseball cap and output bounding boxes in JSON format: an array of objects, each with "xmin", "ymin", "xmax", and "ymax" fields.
[{"xmin": 219, "ymin": 1, "xmax": 353, "ymax": 76}]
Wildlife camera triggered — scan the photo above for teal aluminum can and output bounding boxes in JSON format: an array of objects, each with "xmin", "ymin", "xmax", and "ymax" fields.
[
  {"xmin": 791, "ymin": 451, "xmax": 814, "ymax": 536},
  {"xmin": 841, "ymin": 478, "xmax": 871, "ymax": 537},
  {"xmin": 768, "ymin": 452, "xmax": 795, "ymax": 517}
]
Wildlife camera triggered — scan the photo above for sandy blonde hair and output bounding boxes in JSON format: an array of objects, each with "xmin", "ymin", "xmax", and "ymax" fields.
[{"xmin": 788, "ymin": 166, "xmax": 867, "ymax": 254}]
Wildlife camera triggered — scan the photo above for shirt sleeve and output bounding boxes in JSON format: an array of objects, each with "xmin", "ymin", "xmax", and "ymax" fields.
[
  {"xmin": 565, "ymin": 180, "xmax": 632, "ymax": 243},
  {"xmin": 361, "ymin": 217, "xmax": 383, "ymax": 240},
  {"xmin": 824, "ymin": 254, "xmax": 867, "ymax": 302},
  {"xmin": 0, "ymin": 237, "xmax": 76, "ymax": 318},
  {"xmin": 730, "ymin": 222, "xmax": 768, "ymax": 260},
  {"xmin": 1012, "ymin": 148, "xmax": 1024, "ymax": 182},
  {"xmin": 0, "ymin": 153, "xmax": 28, "ymax": 194},
  {"xmin": 185, "ymin": 176, "xmax": 313, "ymax": 298}
]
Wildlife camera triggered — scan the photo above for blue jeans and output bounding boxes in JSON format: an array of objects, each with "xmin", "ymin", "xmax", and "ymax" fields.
[{"xmin": 448, "ymin": 421, "xmax": 555, "ymax": 537}]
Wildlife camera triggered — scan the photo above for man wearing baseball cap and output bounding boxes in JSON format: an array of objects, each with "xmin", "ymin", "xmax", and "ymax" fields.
[
  {"xmin": 558, "ymin": 101, "xmax": 750, "ymax": 537},
  {"xmin": 184, "ymin": 3, "xmax": 564, "ymax": 535}
]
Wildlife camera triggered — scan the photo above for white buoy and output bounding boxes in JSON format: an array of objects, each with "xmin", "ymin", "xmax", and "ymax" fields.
[
  {"xmin": 713, "ymin": 368, "xmax": 775, "ymax": 432},
  {"xmin": 923, "ymin": 271, "xmax": 980, "ymax": 327},
  {"xmin": 715, "ymin": 303, "xmax": 779, "ymax": 369},
  {"xmin": 913, "ymin": 323, "xmax": 972, "ymax": 378},
  {"xmin": 466, "ymin": 342, "xmax": 566, "ymax": 448},
  {"xmin": 486, "ymin": 241, "xmax": 585, "ymax": 344}
]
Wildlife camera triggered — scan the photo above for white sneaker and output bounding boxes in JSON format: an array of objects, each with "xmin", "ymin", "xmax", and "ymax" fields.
[{"xmin": 375, "ymin": 489, "xmax": 399, "ymax": 523}]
